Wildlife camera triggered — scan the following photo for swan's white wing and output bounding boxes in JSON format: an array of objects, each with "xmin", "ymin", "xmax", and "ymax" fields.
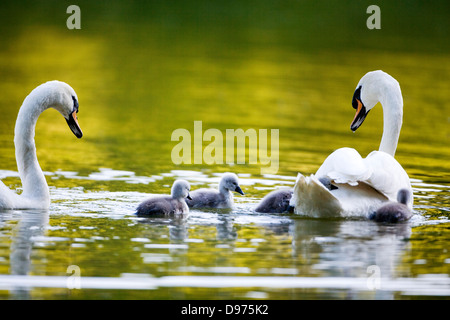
[
  {"xmin": 315, "ymin": 148, "xmax": 372, "ymax": 186},
  {"xmin": 292, "ymin": 148, "xmax": 412, "ymax": 218},
  {"xmin": 363, "ymin": 151, "xmax": 413, "ymax": 208},
  {"xmin": 290, "ymin": 173, "xmax": 388, "ymax": 218},
  {"xmin": 329, "ymin": 182, "xmax": 387, "ymax": 217},
  {"xmin": 316, "ymin": 148, "xmax": 412, "ymax": 207}
]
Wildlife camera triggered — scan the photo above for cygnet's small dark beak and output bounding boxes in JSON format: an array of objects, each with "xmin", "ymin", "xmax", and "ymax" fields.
[
  {"xmin": 66, "ymin": 110, "xmax": 83, "ymax": 138},
  {"xmin": 186, "ymin": 193, "xmax": 192, "ymax": 200},
  {"xmin": 235, "ymin": 186, "xmax": 244, "ymax": 195}
]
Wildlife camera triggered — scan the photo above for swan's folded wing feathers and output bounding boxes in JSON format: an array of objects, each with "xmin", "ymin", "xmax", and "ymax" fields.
[
  {"xmin": 314, "ymin": 148, "xmax": 411, "ymax": 208},
  {"xmin": 292, "ymin": 148, "xmax": 412, "ymax": 218},
  {"xmin": 316, "ymin": 148, "xmax": 372, "ymax": 186},
  {"xmin": 291, "ymin": 174, "xmax": 342, "ymax": 217},
  {"xmin": 363, "ymin": 151, "xmax": 413, "ymax": 207}
]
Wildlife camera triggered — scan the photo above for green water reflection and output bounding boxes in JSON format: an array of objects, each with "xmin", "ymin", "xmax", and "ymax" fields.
[{"xmin": 0, "ymin": 1, "xmax": 449, "ymax": 299}]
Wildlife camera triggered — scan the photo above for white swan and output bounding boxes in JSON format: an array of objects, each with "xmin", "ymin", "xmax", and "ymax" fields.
[
  {"xmin": 290, "ymin": 70, "xmax": 413, "ymax": 218},
  {"xmin": 0, "ymin": 81, "xmax": 83, "ymax": 210}
]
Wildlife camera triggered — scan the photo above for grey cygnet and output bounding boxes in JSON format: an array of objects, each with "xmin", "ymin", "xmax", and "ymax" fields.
[
  {"xmin": 255, "ymin": 188, "xmax": 294, "ymax": 213},
  {"xmin": 136, "ymin": 179, "xmax": 192, "ymax": 216},
  {"xmin": 369, "ymin": 189, "xmax": 413, "ymax": 223},
  {"xmin": 187, "ymin": 173, "xmax": 244, "ymax": 209}
]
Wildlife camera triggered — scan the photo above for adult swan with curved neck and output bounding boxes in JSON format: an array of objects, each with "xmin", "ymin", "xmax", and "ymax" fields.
[
  {"xmin": 290, "ymin": 70, "xmax": 413, "ymax": 218},
  {"xmin": 0, "ymin": 81, "xmax": 83, "ymax": 210}
]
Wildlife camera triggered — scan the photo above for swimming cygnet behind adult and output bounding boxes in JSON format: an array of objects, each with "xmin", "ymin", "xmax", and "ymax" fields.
[
  {"xmin": 369, "ymin": 189, "xmax": 413, "ymax": 223},
  {"xmin": 136, "ymin": 179, "xmax": 192, "ymax": 216},
  {"xmin": 255, "ymin": 177, "xmax": 336, "ymax": 214},
  {"xmin": 255, "ymin": 188, "xmax": 294, "ymax": 213},
  {"xmin": 186, "ymin": 173, "xmax": 244, "ymax": 209}
]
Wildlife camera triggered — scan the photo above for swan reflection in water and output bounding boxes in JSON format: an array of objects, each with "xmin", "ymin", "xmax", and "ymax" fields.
[
  {"xmin": 290, "ymin": 217, "xmax": 412, "ymax": 298},
  {"xmin": 2, "ymin": 204, "xmax": 416, "ymax": 299},
  {"xmin": 6, "ymin": 209, "xmax": 49, "ymax": 299}
]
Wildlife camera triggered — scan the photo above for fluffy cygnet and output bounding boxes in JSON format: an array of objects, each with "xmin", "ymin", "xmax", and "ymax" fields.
[
  {"xmin": 255, "ymin": 178, "xmax": 335, "ymax": 214},
  {"xmin": 136, "ymin": 179, "xmax": 192, "ymax": 216},
  {"xmin": 369, "ymin": 189, "xmax": 413, "ymax": 223},
  {"xmin": 318, "ymin": 177, "xmax": 338, "ymax": 191},
  {"xmin": 255, "ymin": 188, "xmax": 294, "ymax": 213},
  {"xmin": 186, "ymin": 173, "xmax": 244, "ymax": 209}
]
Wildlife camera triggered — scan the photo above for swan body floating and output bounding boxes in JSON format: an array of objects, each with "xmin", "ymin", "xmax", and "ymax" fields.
[
  {"xmin": 0, "ymin": 81, "xmax": 83, "ymax": 210},
  {"xmin": 255, "ymin": 188, "xmax": 293, "ymax": 213},
  {"xmin": 136, "ymin": 179, "xmax": 192, "ymax": 216},
  {"xmin": 186, "ymin": 172, "xmax": 244, "ymax": 209},
  {"xmin": 290, "ymin": 70, "xmax": 413, "ymax": 218},
  {"xmin": 369, "ymin": 189, "xmax": 413, "ymax": 223}
]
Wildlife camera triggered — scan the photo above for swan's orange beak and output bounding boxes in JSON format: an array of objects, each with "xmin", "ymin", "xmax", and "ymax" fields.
[
  {"xmin": 350, "ymin": 98, "xmax": 368, "ymax": 132},
  {"xmin": 66, "ymin": 110, "xmax": 83, "ymax": 138},
  {"xmin": 352, "ymin": 99, "xmax": 363, "ymax": 123}
]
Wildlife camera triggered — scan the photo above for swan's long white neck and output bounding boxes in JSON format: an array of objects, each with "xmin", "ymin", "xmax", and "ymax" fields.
[
  {"xmin": 378, "ymin": 82, "xmax": 403, "ymax": 157},
  {"xmin": 14, "ymin": 89, "xmax": 50, "ymax": 204}
]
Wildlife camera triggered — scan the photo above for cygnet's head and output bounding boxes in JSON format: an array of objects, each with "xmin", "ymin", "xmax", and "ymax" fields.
[
  {"xmin": 30, "ymin": 80, "xmax": 83, "ymax": 138},
  {"xmin": 219, "ymin": 173, "xmax": 244, "ymax": 195},
  {"xmin": 350, "ymin": 70, "xmax": 402, "ymax": 132},
  {"xmin": 318, "ymin": 177, "xmax": 338, "ymax": 191},
  {"xmin": 396, "ymin": 188, "xmax": 410, "ymax": 205},
  {"xmin": 171, "ymin": 179, "xmax": 192, "ymax": 200}
]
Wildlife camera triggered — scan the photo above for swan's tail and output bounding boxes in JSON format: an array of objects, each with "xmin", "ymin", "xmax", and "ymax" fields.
[{"xmin": 290, "ymin": 173, "xmax": 343, "ymax": 218}]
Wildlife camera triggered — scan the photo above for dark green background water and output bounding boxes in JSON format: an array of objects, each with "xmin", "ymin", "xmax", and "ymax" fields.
[{"xmin": 0, "ymin": 1, "xmax": 449, "ymax": 299}]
